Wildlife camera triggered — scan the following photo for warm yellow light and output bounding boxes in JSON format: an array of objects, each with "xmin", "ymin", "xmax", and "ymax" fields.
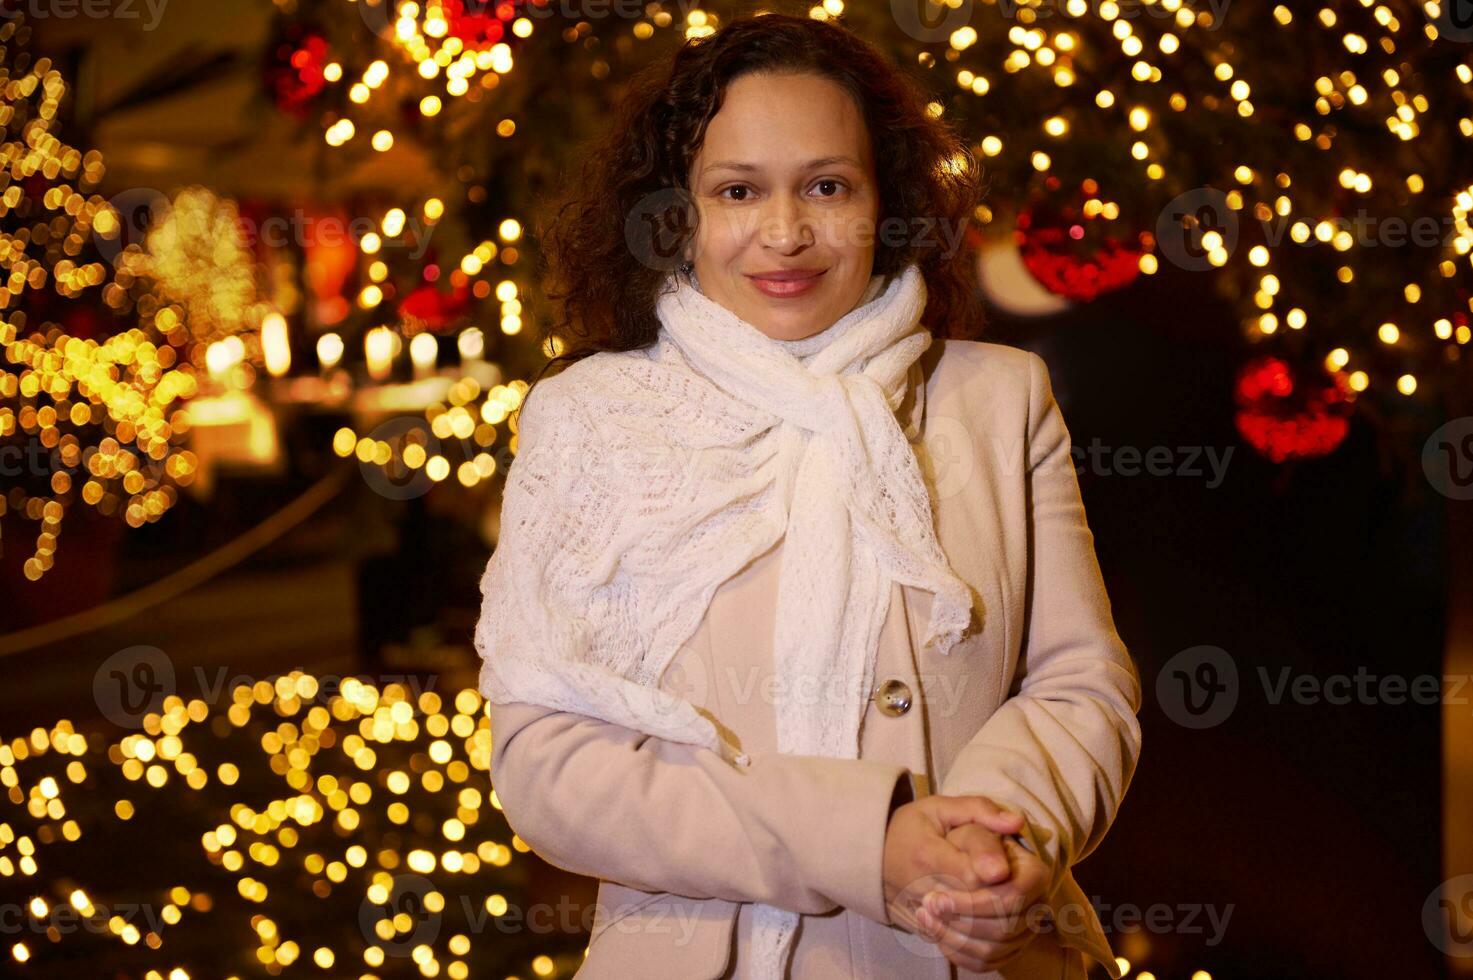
[
  {"xmin": 1378, "ymin": 323, "xmax": 1399, "ymax": 344},
  {"xmin": 317, "ymin": 333, "xmax": 344, "ymax": 370},
  {"xmin": 261, "ymin": 312, "xmax": 291, "ymax": 378},
  {"xmin": 458, "ymin": 328, "xmax": 485, "ymax": 361},
  {"xmin": 410, "ymin": 333, "xmax": 439, "ymax": 375},
  {"xmin": 365, "ymin": 327, "xmax": 397, "ymax": 381}
]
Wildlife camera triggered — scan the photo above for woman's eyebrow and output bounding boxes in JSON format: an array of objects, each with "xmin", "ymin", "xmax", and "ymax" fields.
[{"xmin": 700, "ymin": 155, "xmax": 863, "ymax": 176}]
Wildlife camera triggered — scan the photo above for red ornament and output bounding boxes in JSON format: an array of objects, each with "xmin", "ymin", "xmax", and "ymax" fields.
[
  {"xmin": 1233, "ymin": 355, "xmax": 1355, "ymax": 463},
  {"xmin": 400, "ymin": 281, "xmax": 472, "ymax": 329},
  {"xmin": 442, "ymin": 0, "xmax": 517, "ymax": 49},
  {"xmin": 1015, "ymin": 180, "xmax": 1145, "ymax": 302},
  {"xmin": 267, "ymin": 27, "xmax": 330, "ymax": 118}
]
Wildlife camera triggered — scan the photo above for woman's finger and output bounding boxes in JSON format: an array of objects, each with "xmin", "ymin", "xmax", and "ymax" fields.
[
  {"xmin": 917, "ymin": 906, "xmax": 1031, "ymax": 972},
  {"xmin": 927, "ymin": 794, "xmax": 1025, "ymax": 836},
  {"xmin": 946, "ymin": 823, "xmax": 1013, "ymax": 884},
  {"xmin": 926, "ymin": 883, "xmax": 1044, "ymax": 921}
]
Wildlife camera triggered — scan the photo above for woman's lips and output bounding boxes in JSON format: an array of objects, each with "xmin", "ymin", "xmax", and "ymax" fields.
[{"xmin": 748, "ymin": 269, "xmax": 827, "ymax": 298}]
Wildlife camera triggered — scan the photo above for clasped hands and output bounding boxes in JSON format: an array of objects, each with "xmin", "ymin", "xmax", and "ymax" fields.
[{"xmin": 882, "ymin": 795, "xmax": 1051, "ymax": 973}]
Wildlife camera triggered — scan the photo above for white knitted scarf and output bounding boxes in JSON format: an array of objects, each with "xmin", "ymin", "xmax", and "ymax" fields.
[{"xmin": 475, "ymin": 260, "xmax": 976, "ymax": 978}]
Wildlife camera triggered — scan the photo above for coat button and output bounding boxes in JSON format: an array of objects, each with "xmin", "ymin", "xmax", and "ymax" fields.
[{"xmin": 873, "ymin": 678, "xmax": 913, "ymax": 717}]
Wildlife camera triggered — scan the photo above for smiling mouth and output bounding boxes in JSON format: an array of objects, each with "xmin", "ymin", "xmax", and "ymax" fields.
[
  {"xmin": 747, "ymin": 269, "xmax": 828, "ymax": 296},
  {"xmin": 748, "ymin": 269, "xmax": 826, "ymax": 282}
]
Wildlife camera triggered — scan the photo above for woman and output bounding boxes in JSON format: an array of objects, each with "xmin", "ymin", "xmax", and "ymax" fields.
[{"xmin": 475, "ymin": 12, "xmax": 1142, "ymax": 979}]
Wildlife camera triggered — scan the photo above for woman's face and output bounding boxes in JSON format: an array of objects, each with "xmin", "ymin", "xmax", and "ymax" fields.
[{"xmin": 685, "ymin": 71, "xmax": 880, "ymax": 342}]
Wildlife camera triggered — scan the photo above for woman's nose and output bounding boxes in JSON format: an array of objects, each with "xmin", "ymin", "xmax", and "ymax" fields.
[{"xmin": 759, "ymin": 195, "xmax": 815, "ymax": 253}]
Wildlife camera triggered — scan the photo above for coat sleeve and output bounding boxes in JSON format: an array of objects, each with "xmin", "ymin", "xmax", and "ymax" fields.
[
  {"xmin": 488, "ymin": 698, "xmax": 915, "ymax": 925},
  {"xmin": 936, "ymin": 350, "xmax": 1143, "ymax": 902}
]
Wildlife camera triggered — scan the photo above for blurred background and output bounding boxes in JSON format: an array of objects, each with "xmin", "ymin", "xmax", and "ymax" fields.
[{"xmin": 1, "ymin": 1, "xmax": 1470, "ymax": 977}]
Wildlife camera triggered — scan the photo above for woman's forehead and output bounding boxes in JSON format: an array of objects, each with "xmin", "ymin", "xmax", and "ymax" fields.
[{"xmin": 694, "ymin": 73, "xmax": 872, "ymax": 172}]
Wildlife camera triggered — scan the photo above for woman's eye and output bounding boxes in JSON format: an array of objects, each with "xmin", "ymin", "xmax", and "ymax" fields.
[
  {"xmin": 718, "ymin": 185, "xmax": 751, "ymax": 201},
  {"xmin": 813, "ymin": 179, "xmax": 846, "ymax": 197}
]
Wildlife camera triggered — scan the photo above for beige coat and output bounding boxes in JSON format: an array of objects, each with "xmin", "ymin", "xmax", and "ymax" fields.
[{"xmin": 487, "ymin": 340, "xmax": 1143, "ymax": 979}]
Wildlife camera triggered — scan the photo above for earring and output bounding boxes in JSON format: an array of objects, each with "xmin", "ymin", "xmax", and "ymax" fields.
[{"xmin": 679, "ymin": 260, "xmax": 693, "ymax": 274}]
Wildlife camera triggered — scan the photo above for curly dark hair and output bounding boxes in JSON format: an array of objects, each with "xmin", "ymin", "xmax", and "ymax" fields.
[{"xmin": 531, "ymin": 10, "xmax": 986, "ymax": 389}]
